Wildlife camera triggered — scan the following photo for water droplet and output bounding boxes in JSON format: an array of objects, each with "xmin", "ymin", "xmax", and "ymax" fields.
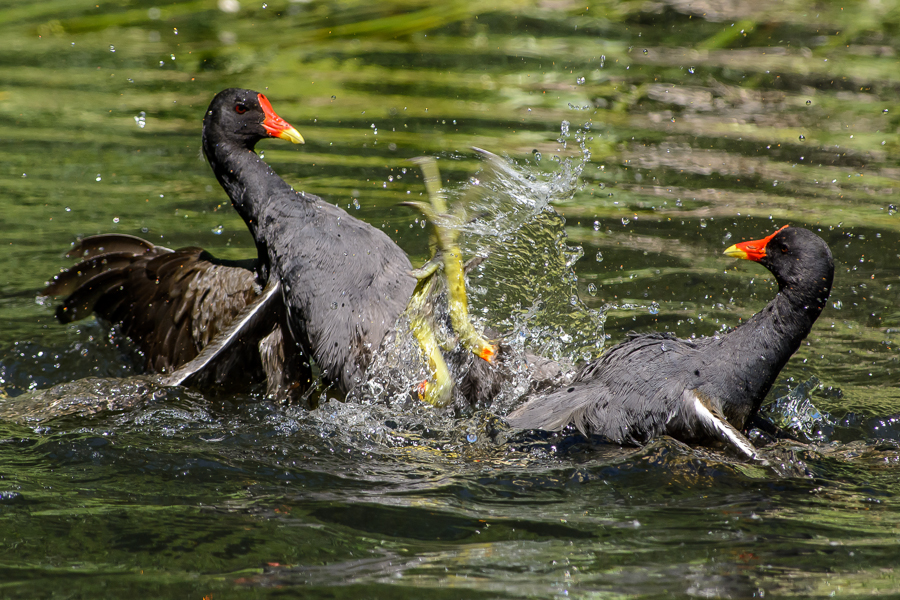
[
  {"xmin": 688, "ymin": 66, "xmax": 695, "ymax": 74},
  {"xmin": 95, "ymin": 174, "xmax": 102, "ymax": 182},
  {"xmin": 466, "ymin": 433, "xmax": 477, "ymax": 443},
  {"xmin": 593, "ymin": 220, "xmax": 600, "ymax": 231},
  {"xmin": 159, "ymin": 60, "xmax": 165, "ymax": 67},
  {"xmin": 173, "ymin": 27, "xmax": 178, "ymax": 34},
  {"xmin": 587, "ymin": 283, "xmax": 598, "ymax": 296},
  {"xmin": 675, "ymin": 198, "xmax": 683, "ymax": 207},
  {"xmin": 532, "ymin": 149, "xmax": 542, "ymax": 162},
  {"xmin": 65, "ymin": 206, "xmax": 71, "ymax": 212},
  {"xmin": 888, "ymin": 204, "xmax": 897, "ymax": 216},
  {"xmin": 576, "ymin": 76, "xmax": 585, "ymax": 85},
  {"xmin": 109, "ymin": 45, "xmax": 115, "ymax": 52},
  {"xmin": 352, "ymin": 198, "xmax": 360, "ymax": 210},
  {"xmin": 595, "ymin": 251, "xmax": 604, "ymax": 262},
  {"xmin": 700, "ymin": 219, "xmax": 707, "ymax": 228},
  {"xmin": 799, "ymin": 135, "xmax": 805, "ymax": 140},
  {"xmin": 832, "ymin": 300, "xmax": 842, "ymax": 310},
  {"xmin": 621, "ymin": 218, "xmax": 630, "ymax": 226},
  {"xmin": 883, "ymin": 108, "xmax": 889, "ymax": 114},
  {"xmin": 806, "ymin": 100, "xmax": 812, "ymax": 105},
  {"xmin": 212, "ymin": 225, "xmax": 224, "ymax": 235},
  {"xmin": 330, "ymin": 301, "xmax": 338, "ymax": 310},
  {"xmin": 134, "ymin": 110, "xmax": 146, "ymax": 128},
  {"xmin": 170, "ymin": 54, "xmax": 175, "ymax": 61},
  {"xmin": 112, "ymin": 217, "xmax": 119, "ymax": 224},
  {"xmin": 600, "ymin": 55, "xmax": 606, "ymax": 67},
  {"xmin": 649, "ymin": 302, "xmax": 660, "ymax": 315}
]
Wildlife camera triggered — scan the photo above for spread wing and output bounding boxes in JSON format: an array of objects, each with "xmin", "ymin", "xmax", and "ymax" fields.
[{"xmin": 42, "ymin": 234, "xmax": 266, "ymax": 378}]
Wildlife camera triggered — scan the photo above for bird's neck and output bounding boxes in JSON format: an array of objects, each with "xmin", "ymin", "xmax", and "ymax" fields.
[
  {"xmin": 720, "ymin": 267, "xmax": 832, "ymax": 422},
  {"xmin": 204, "ymin": 137, "xmax": 293, "ymax": 277}
]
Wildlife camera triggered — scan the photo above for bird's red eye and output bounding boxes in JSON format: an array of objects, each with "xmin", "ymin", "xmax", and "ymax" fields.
[{"xmin": 234, "ymin": 104, "xmax": 247, "ymax": 114}]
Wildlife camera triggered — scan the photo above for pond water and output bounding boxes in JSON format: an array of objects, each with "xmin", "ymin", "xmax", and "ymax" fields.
[{"xmin": 2, "ymin": 0, "xmax": 900, "ymax": 597}]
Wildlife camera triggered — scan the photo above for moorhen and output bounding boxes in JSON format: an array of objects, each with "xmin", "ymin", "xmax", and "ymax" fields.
[
  {"xmin": 45, "ymin": 89, "xmax": 509, "ymax": 405},
  {"xmin": 45, "ymin": 88, "xmax": 421, "ymax": 399},
  {"xmin": 506, "ymin": 226, "xmax": 834, "ymax": 457}
]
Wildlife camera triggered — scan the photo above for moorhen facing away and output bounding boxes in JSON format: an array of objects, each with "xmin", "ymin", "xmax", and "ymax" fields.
[
  {"xmin": 45, "ymin": 89, "xmax": 420, "ymax": 399},
  {"xmin": 507, "ymin": 226, "xmax": 834, "ymax": 457}
]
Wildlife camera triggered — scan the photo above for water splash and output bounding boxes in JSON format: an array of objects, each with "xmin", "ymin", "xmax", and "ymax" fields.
[
  {"xmin": 455, "ymin": 147, "xmax": 605, "ymax": 364},
  {"xmin": 761, "ymin": 376, "xmax": 832, "ymax": 442}
]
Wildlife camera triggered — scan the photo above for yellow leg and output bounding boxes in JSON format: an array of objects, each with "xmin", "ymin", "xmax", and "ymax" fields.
[
  {"xmin": 405, "ymin": 157, "xmax": 497, "ymax": 363},
  {"xmin": 406, "ymin": 270, "xmax": 452, "ymax": 407}
]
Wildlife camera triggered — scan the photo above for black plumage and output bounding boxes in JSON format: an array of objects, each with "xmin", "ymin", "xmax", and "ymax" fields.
[
  {"xmin": 507, "ymin": 226, "xmax": 834, "ymax": 457},
  {"xmin": 45, "ymin": 88, "xmax": 416, "ymax": 399}
]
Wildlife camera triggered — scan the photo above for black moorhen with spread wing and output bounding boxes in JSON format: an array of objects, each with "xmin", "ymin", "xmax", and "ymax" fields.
[
  {"xmin": 507, "ymin": 226, "xmax": 834, "ymax": 457},
  {"xmin": 45, "ymin": 88, "xmax": 418, "ymax": 398}
]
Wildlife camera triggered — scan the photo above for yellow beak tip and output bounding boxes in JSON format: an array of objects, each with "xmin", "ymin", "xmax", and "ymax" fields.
[{"xmin": 278, "ymin": 127, "xmax": 305, "ymax": 145}]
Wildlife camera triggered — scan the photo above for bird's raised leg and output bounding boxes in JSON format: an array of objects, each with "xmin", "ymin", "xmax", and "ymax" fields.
[{"xmin": 405, "ymin": 157, "xmax": 497, "ymax": 363}]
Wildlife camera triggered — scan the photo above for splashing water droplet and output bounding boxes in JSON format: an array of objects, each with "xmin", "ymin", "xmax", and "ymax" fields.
[
  {"xmin": 212, "ymin": 225, "xmax": 224, "ymax": 235},
  {"xmin": 595, "ymin": 251, "xmax": 604, "ymax": 262},
  {"xmin": 649, "ymin": 302, "xmax": 660, "ymax": 315},
  {"xmin": 587, "ymin": 283, "xmax": 598, "ymax": 296},
  {"xmin": 576, "ymin": 76, "xmax": 585, "ymax": 85},
  {"xmin": 532, "ymin": 149, "xmax": 542, "ymax": 162},
  {"xmin": 134, "ymin": 111, "xmax": 146, "ymax": 129},
  {"xmin": 593, "ymin": 220, "xmax": 600, "ymax": 231},
  {"xmin": 600, "ymin": 54, "xmax": 606, "ymax": 67},
  {"xmin": 95, "ymin": 174, "xmax": 102, "ymax": 182},
  {"xmin": 700, "ymin": 219, "xmax": 707, "ymax": 228},
  {"xmin": 109, "ymin": 45, "xmax": 115, "ymax": 52},
  {"xmin": 466, "ymin": 433, "xmax": 477, "ymax": 443},
  {"xmin": 688, "ymin": 66, "xmax": 695, "ymax": 74},
  {"xmin": 621, "ymin": 218, "xmax": 630, "ymax": 226}
]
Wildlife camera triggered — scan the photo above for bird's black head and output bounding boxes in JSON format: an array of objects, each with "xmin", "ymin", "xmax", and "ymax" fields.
[
  {"xmin": 725, "ymin": 225, "xmax": 834, "ymax": 297},
  {"xmin": 201, "ymin": 88, "xmax": 304, "ymax": 154}
]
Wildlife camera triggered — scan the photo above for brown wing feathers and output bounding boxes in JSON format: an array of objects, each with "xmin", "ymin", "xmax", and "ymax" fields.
[{"xmin": 43, "ymin": 234, "xmax": 260, "ymax": 375}]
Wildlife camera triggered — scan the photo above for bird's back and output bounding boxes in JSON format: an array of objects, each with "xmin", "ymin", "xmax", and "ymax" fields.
[
  {"xmin": 508, "ymin": 332, "xmax": 715, "ymax": 443},
  {"xmin": 260, "ymin": 189, "xmax": 417, "ymax": 394}
]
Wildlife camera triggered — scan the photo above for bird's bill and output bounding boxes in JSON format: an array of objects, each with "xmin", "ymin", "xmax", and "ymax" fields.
[
  {"xmin": 724, "ymin": 224, "xmax": 788, "ymax": 262},
  {"xmin": 258, "ymin": 93, "xmax": 305, "ymax": 144}
]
